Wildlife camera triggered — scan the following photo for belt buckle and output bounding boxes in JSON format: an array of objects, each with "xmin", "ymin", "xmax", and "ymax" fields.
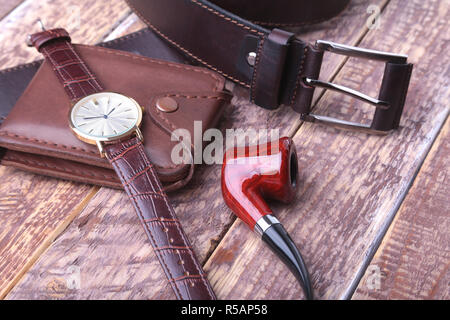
[{"xmin": 302, "ymin": 40, "xmax": 410, "ymax": 135}]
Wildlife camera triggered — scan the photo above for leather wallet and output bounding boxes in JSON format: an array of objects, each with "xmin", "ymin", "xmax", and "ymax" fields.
[{"xmin": 0, "ymin": 43, "xmax": 230, "ymax": 191}]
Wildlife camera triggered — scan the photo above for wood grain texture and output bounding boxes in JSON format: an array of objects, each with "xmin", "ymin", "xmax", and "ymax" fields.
[
  {"xmin": 6, "ymin": 188, "xmax": 175, "ymax": 299},
  {"xmin": 0, "ymin": 0, "xmax": 23, "ymax": 20},
  {"xmin": 0, "ymin": 0, "xmax": 130, "ymax": 69},
  {"xmin": 6, "ymin": 165, "xmax": 235, "ymax": 299},
  {"xmin": 0, "ymin": 166, "xmax": 96, "ymax": 298},
  {"xmin": 353, "ymin": 118, "xmax": 449, "ymax": 300},
  {"xmin": 0, "ymin": 0, "xmax": 130, "ymax": 299},
  {"xmin": 5, "ymin": 0, "xmax": 386, "ymax": 299},
  {"xmin": 103, "ymin": 13, "xmax": 146, "ymax": 42},
  {"xmin": 203, "ymin": 0, "xmax": 449, "ymax": 300}
]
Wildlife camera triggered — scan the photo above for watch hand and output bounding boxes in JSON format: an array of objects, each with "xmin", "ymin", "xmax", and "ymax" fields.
[
  {"xmin": 83, "ymin": 116, "xmax": 104, "ymax": 120},
  {"xmin": 106, "ymin": 107, "xmax": 116, "ymax": 116},
  {"xmin": 105, "ymin": 97, "xmax": 111, "ymax": 114}
]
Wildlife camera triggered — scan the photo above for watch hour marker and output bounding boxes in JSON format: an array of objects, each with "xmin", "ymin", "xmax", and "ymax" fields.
[{"xmin": 71, "ymin": 93, "xmax": 141, "ymax": 140}]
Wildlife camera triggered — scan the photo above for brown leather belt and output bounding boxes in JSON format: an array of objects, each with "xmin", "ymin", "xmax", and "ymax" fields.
[{"xmin": 126, "ymin": 0, "xmax": 413, "ymax": 134}]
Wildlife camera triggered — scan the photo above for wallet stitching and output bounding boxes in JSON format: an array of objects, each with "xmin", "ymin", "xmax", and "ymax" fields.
[
  {"xmin": 0, "ymin": 60, "xmax": 41, "ymax": 75},
  {"xmin": 153, "ymin": 110, "xmax": 178, "ymax": 138},
  {"xmin": 2, "ymin": 155, "xmax": 118, "ymax": 180},
  {"xmin": 151, "ymin": 93, "xmax": 230, "ymax": 150},
  {"xmin": 102, "ymin": 137, "xmax": 181, "ymax": 170},
  {"xmin": 0, "ymin": 132, "xmax": 98, "ymax": 154},
  {"xmin": 78, "ymin": 45, "xmax": 224, "ymax": 92},
  {"xmin": 0, "ymin": 132, "xmax": 181, "ymax": 171},
  {"xmin": 126, "ymin": 0, "xmax": 252, "ymax": 88},
  {"xmin": 100, "ymin": 28, "xmax": 151, "ymax": 46},
  {"xmin": 0, "ymin": 46, "xmax": 224, "ymax": 171},
  {"xmin": 164, "ymin": 94, "xmax": 227, "ymax": 100}
]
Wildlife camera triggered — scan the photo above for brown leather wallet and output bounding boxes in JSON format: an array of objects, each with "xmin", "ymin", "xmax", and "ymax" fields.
[
  {"xmin": 127, "ymin": 0, "xmax": 413, "ymax": 134},
  {"xmin": 0, "ymin": 42, "xmax": 230, "ymax": 191}
]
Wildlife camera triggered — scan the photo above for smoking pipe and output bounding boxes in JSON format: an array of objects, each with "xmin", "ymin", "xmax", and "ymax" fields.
[{"xmin": 221, "ymin": 137, "xmax": 313, "ymax": 300}]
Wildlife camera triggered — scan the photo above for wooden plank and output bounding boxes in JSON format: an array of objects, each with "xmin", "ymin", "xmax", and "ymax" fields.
[
  {"xmin": 6, "ymin": 188, "xmax": 175, "ymax": 299},
  {"xmin": 0, "ymin": 166, "xmax": 96, "ymax": 298},
  {"xmin": 0, "ymin": 0, "xmax": 130, "ymax": 299},
  {"xmin": 353, "ymin": 118, "xmax": 449, "ymax": 300},
  {"xmin": 103, "ymin": 13, "xmax": 146, "ymax": 42},
  {"xmin": 0, "ymin": 0, "xmax": 23, "ymax": 20},
  {"xmin": 0, "ymin": 0, "xmax": 130, "ymax": 69},
  {"xmin": 203, "ymin": 0, "xmax": 449, "ymax": 299},
  {"xmin": 6, "ymin": 0, "xmax": 390, "ymax": 299}
]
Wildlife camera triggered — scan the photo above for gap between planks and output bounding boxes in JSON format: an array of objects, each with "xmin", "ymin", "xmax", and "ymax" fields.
[
  {"xmin": 5, "ymin": 0, "xmax": 444, "ymax": 300},
  {"xmin": 201, "ymin": 0, "xmax": 448, "ymax": 299},
  {"xmin": 200, "ymin": 0, "xmax": 393, "ymax": 275},
  {"xmin": 0, "ymin": 0, "xmax": 25, "ymax": 21},
  {"xmin": 0, "ymin": 186, "xmax": 99, "ymax": 299},
  {"xmin": 344, "ymin": 111, "xmax": 449, "ymax": 299},
  {"xmin": 0, "ymin": 1, "xmax": 137, "ymax": 298}
]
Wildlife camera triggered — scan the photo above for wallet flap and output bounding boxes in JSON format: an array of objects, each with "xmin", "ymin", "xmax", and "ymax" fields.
[{"xmin": 0, "ymin": 44, "xmax": 229, "ymax": 182}]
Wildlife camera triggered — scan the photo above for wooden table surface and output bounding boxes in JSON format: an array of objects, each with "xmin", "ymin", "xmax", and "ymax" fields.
[{"xmin": 0, "ymin": 0, "xmax": 448, "ymax": 300}]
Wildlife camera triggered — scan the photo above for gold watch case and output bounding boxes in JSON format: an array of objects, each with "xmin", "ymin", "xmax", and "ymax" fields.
[{"xmin": 69, "ymin": 92, "xmax": 144, "ymax": 156}]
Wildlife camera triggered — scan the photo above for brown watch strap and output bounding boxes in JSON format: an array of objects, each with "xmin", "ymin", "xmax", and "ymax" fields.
[
  {"xmin": 104, "ymin": 137, "xmax": 216, "ymax": 300},
  {"xmin": 28, "ymin": 28, "xmax": 103, "ymax": 101},
  {"xmin": 126, "ymin": 0, "xmax": 413, "ymax": 133},
  {"xmin": 27, "ymin": 28, "xmax": 216, "ymax": 300}
]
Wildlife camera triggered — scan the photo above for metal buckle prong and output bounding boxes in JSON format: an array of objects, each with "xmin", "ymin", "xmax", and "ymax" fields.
[
  {"xmin": 302, "ymin": 40, "xmax": 409, "ymax": 134},
  {"xmin": 26, "ymin": 18, "xmax": 46, "ymax": 47},
  {"xmin": 304, "ymin": 78, "xmax": 390, "ymax": 110}
]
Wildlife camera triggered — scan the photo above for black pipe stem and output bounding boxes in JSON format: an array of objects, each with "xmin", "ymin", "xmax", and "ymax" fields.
[{"xmin": 261, "ymin": 223, "xmax": 313, "ymax": 300}]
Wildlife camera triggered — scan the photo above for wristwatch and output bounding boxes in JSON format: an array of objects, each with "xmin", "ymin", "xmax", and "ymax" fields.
[{"xmin": 28, "ymin": 27, "xmax": 216, "ymax": 300}]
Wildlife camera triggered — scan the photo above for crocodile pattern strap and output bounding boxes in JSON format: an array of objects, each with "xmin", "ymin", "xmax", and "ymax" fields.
[
  {"xmin": 28, "ymin": 28, "xmax": 103, "ymax": 101},
  {"xmin": 105, "ymin": 137, "xmax": 216, "ymax": 300},
  {"xmin": 28, "ymin": 28, "xmax": 215, "ymax": 299}
]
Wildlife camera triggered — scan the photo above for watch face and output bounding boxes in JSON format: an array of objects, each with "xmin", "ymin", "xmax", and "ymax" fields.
[{"xmin": 69, "ymin": 92, "xmax": 142, "ymax": 143}]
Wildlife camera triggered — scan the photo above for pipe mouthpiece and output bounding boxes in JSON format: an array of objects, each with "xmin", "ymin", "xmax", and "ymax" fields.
[{"xmin": 261, "ymin": 221, "xmax": 313, "ymax": 300}]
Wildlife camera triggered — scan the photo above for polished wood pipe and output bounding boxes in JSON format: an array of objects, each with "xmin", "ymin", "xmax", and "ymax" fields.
[{"xmin": 221, "ymin": 137, "xmax": 313, "ymax": 299}]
